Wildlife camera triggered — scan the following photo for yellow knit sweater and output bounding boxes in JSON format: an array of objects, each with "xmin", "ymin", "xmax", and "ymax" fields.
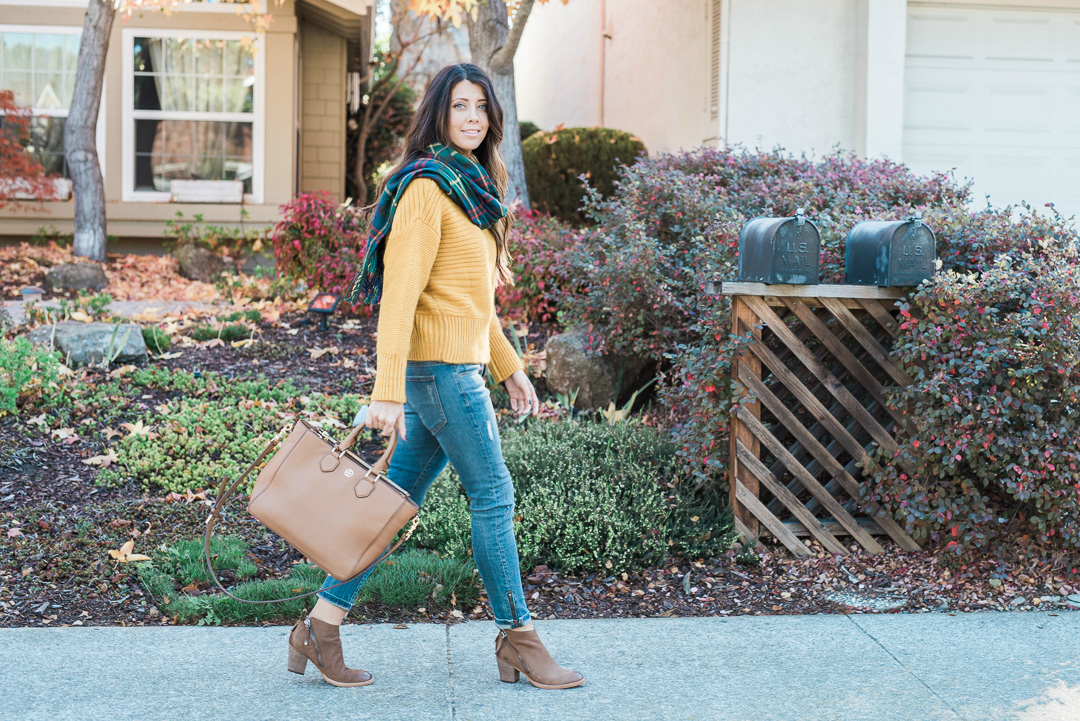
[{"xmin": 370, "ymin": 178, "xmax": 524, "ymax": 403}]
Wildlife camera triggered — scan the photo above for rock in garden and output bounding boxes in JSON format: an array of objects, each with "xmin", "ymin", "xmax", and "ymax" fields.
[
  {"xmin": 544, "ymin": 327, "xmax": 652, "ymax": 409},
  {"xmin": 1010, "ymin": 596, "xmax": 1027, "ymax": 606},
  {"xmin": 43, "ymin": 262, "xmax": 108, "ymax": 292},
  {"xmin": 23, "ymin": 321, "xmax": 148, "ymax": 366},
  {"xmin": 173, "ymin": 242, "xmax": 229, "ymax": 283}
]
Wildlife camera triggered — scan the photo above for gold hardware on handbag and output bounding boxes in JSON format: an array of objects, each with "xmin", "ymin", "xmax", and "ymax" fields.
[{"xmin": 203, "ymin": 418, "xmax": 420, "ymax": 604}]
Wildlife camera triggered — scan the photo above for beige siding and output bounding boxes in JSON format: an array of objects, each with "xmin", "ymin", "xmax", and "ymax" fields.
[
  {"xmin": 299, "ymin": 21, "xmax": 347, "ymax": 201},
  {"xmin": 0, "ymin": 0, "xmax": 371, "ymax": 240}
]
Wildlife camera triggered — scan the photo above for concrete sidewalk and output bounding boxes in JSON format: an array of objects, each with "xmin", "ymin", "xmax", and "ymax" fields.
[{"xmin": 2, "ymin": 612, "xmax": 1078, "ymax": 721}]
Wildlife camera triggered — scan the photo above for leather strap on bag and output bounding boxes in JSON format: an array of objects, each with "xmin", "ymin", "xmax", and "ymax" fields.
[{"xmin": 201, "ymin": 422, "xmax": 418, "ymax": 605}]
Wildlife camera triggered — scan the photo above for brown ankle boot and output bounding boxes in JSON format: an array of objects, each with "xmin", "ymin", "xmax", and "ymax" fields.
[
  {"xmin": 495, "ymin": 626, "xmax": 585, "ymax": 689},
  {"xmin": 287, "ymin": 616, "xmax": 374, "ymax": 687}
]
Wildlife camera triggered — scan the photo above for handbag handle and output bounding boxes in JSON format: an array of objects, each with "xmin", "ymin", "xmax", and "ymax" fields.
[
  {"xmin": 200, "ymin": 421, "xmax": 418, "ymax": 605},
  {"xmin": 334, "ymin": 421, "xmax": 398, "ymax": 475}
]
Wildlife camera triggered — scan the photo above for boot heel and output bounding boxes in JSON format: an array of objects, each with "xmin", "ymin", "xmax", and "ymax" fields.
[
  {"xmin": 288, "ymin": 645, "xmax": 308, "ymax": 675},
  {"xmin": 497, "ymin": 657, "xmax": 520, "ymax": 683}
]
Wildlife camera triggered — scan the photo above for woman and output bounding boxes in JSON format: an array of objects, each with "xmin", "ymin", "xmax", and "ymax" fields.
[{"xmin": 285, "ymin": 63, "xmax": 585, "ymax": 691}]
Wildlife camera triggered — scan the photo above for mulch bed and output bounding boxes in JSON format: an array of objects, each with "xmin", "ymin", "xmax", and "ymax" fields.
[{"xmin": 2, "ymin": 260, "xmax": 1078, "ymax": 629}]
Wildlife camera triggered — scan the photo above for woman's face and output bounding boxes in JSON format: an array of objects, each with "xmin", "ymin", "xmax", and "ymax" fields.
[{"xmin": 446, "ymin": 79, "xmax": 489, "ymax": 156}]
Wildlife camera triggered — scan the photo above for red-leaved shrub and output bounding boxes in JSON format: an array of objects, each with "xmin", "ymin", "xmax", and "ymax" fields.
[
  {"xmin": 554, "ymin": 144, "xmax": 969, "ymax": 487},
  {"xmin": 496, "ymin": 210, "xmax": 585, "ymax": 323},
  {"xmin": 862, "ymin": 234, "xmax": 1080, "ymax": 556},
  {"xmin": 270, "ymin": 192, "xmax": 371, "ymax": 317}
]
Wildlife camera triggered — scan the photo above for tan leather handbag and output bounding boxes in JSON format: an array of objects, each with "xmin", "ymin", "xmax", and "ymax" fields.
[{"xmin": 203, "ymin": 418, "xmax": 420, "ymax": 604}]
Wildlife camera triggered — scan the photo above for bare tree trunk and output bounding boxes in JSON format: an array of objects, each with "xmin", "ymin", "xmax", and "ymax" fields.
[
  {"xmin": 467, "ymin": 0, "xmax": 534, "ymax": 210},
  {"xmin": 354, "ymin": 124, "xmax": 371, "ymax": 206},
  {"xmin": 65, "ymin": 0, "xmax": 114, "ymax": 262}
]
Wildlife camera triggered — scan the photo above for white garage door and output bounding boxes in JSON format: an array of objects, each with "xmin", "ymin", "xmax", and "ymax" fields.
[{"xmin": 903, "ymin": 6, "xmax": 1080, "ymax": 219}]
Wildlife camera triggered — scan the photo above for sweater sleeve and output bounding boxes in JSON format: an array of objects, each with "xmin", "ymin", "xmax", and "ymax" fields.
[
  {"xmin": 370, "ymin": 181, "xmax": 442, "ymax": 403},
  {"xmin": 488, "ymin": 309, "xmax": 524, "ymax": 385}
]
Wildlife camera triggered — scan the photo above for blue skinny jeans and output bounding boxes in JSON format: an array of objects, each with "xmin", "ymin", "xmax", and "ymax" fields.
[{"xmin": 316, "ymin": 361, "xmax": 531, "ymax": 629}]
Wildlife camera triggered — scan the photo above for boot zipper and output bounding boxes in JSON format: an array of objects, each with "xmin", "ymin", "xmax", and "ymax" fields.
[
  {"xmin": 304, "ymin": 618, "xmax": 324, "ymax": 668},
  {"xmin": 507, "ymin": 590, "xmax": 521, "ymax": 629}
]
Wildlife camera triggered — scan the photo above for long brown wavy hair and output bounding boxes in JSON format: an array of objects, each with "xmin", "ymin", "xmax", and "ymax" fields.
[{"xmin": 365, "ymin": 63, "xmax": 515, "ymax": 287}]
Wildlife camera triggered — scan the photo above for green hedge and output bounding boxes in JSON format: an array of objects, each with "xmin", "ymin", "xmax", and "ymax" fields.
[
  {"xmin": 410, "ymin": 420, "xmax": 736, "ymax": 574},
  {"xmin": 523, "ymin": 126, "xmax": 645, "ymax": 223}
]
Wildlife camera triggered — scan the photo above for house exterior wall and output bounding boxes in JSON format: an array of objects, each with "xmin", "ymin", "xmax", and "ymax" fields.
[
  {"xmin": 299, "ymin": 20, "xmax": 347, "ymax": 200},
  {"xmin": 514, "ymin": 1, "xmax": 602, "ymax": 130},
  {"xmin": 0, "ymin": 0, "xmax": 364, "ymax": 241},
  {"xmin": 722, "ymin": 0, "xmax": 858, "ymax": 156},
  {"xmin": 603, "ymin": 0, "xmax": 710, "ymax": 153},
  {"xmin": 514, "ymin": 0, "xmax": 710, "ymax": 154}
]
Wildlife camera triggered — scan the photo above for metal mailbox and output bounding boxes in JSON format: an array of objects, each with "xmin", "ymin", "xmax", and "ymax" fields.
[
  {"xmin": 845, "ymin": 214, "xmax": 936, "ymax": 287},
  {"xmin": 736, "ymin": 209, "xmax": 821, "ymax": 285}
]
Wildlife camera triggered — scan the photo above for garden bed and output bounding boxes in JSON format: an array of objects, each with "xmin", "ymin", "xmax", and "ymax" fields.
[{"xmin": 3, "ymin": 307, "xmax": 1076, "ymax": 630}]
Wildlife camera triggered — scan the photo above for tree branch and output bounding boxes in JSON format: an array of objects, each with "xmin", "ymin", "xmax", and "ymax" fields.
[{"xmin": 490, "ymin": 0, "xmax": 535, "ymax": 73}]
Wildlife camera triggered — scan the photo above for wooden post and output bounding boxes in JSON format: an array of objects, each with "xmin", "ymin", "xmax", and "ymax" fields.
[{"xmin": 729, "ymin": 296, "xmax": 762, "ymax": 538}]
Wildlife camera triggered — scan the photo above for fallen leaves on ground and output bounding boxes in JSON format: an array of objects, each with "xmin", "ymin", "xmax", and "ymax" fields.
[
  {"xmin": 162, "ymin": 489, "xmax": 209, "ymax": 503},
  {"xmin": 120, "ymin": 420, "xmax": 159, "ymax": 439},
  {"xmin": 307, "ymin": 346, "xmax": 340, "ymax": 360},
  {"xmin": 0, "ymin": 241, "xmax": 222, "ymax": 302},
  {"xmin": 108, "ymin": 540, "xmax": 151, "ymax": 563},
  {"xmin": 82, "ymin": 449, "xmax": 120, "ymax": 469}
]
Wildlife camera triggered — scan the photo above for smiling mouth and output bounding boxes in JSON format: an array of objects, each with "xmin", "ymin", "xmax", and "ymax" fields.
[{"xmin": 463, "ymin": 129, "xmax": 481, "ymax": 135}]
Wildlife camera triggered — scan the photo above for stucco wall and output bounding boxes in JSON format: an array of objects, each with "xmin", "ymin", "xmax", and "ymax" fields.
[
  {"xmin": 299, "ymin": 21, "xmax": 347, "ymax": 201},
  {"xmin": 514, "ymin": 0, "xmax": 710, "ymax": 154},
  {"xmin": 723, "ymin": 0, "xmax": 858, "ymax": 156},
  {"xmin": 514, "ymin": 1, "xmax": 602, "ymax": 130},
  {"xmin": 603, "ymin": 0, "xmax": 710, "ymax": 153}
]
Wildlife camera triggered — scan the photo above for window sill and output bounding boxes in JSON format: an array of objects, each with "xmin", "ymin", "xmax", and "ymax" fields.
[{"xmin": 0, "ymin": 177, "xmax": 72, "ymax": 201}]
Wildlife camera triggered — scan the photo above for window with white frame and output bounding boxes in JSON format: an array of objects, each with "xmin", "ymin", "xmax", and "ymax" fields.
[
  {"xmin": 0, "ymin": 27, "xmax": 81, "ymax": 177},
  {"xmin": 125, "ymin": 30, "xmax": 261, "ymax": 201}
]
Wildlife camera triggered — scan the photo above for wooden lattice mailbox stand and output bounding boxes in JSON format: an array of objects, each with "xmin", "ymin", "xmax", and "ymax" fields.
[{"xmin": 720, "ymin": 282, "xmax": 922, "ymax": 557}]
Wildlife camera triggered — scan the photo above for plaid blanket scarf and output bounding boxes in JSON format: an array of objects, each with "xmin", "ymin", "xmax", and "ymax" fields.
[{"xmin": 343, "ymin": 142, "xmax": 508, "ymax": 305}]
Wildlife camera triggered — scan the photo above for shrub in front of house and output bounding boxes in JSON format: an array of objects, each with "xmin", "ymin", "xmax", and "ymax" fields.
[
  {"xmin": 496, "ymin": 210, "xmax": 586, "ymax": 323},
  {"xmin": 270, "ymin": 191, "xmax": 370, "ymax": 317},
  {"xmin": 410, "ymin": 420, "xmax": 737, "ymax": 573},
  {"xmin": 551, "ymin": 144, "xmax": 973, "ymax": 488},
  {"xmin": 523, "ymin": 126, "xmax": 646, "ymax": 223},
  {"xmin": 162, "ymin": 211, "xmax": 264, "ymax": 261},
  {"xmin": 0, "ymin": 335, "xmax": 63, "ymax": 417},
  {"xmin": 862, "ymin": 239, "xmax": 1080, "ymax": 555},
  {"xmin": 519, "ymin": 120, "xmax": 541, "ymax": 142}
]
